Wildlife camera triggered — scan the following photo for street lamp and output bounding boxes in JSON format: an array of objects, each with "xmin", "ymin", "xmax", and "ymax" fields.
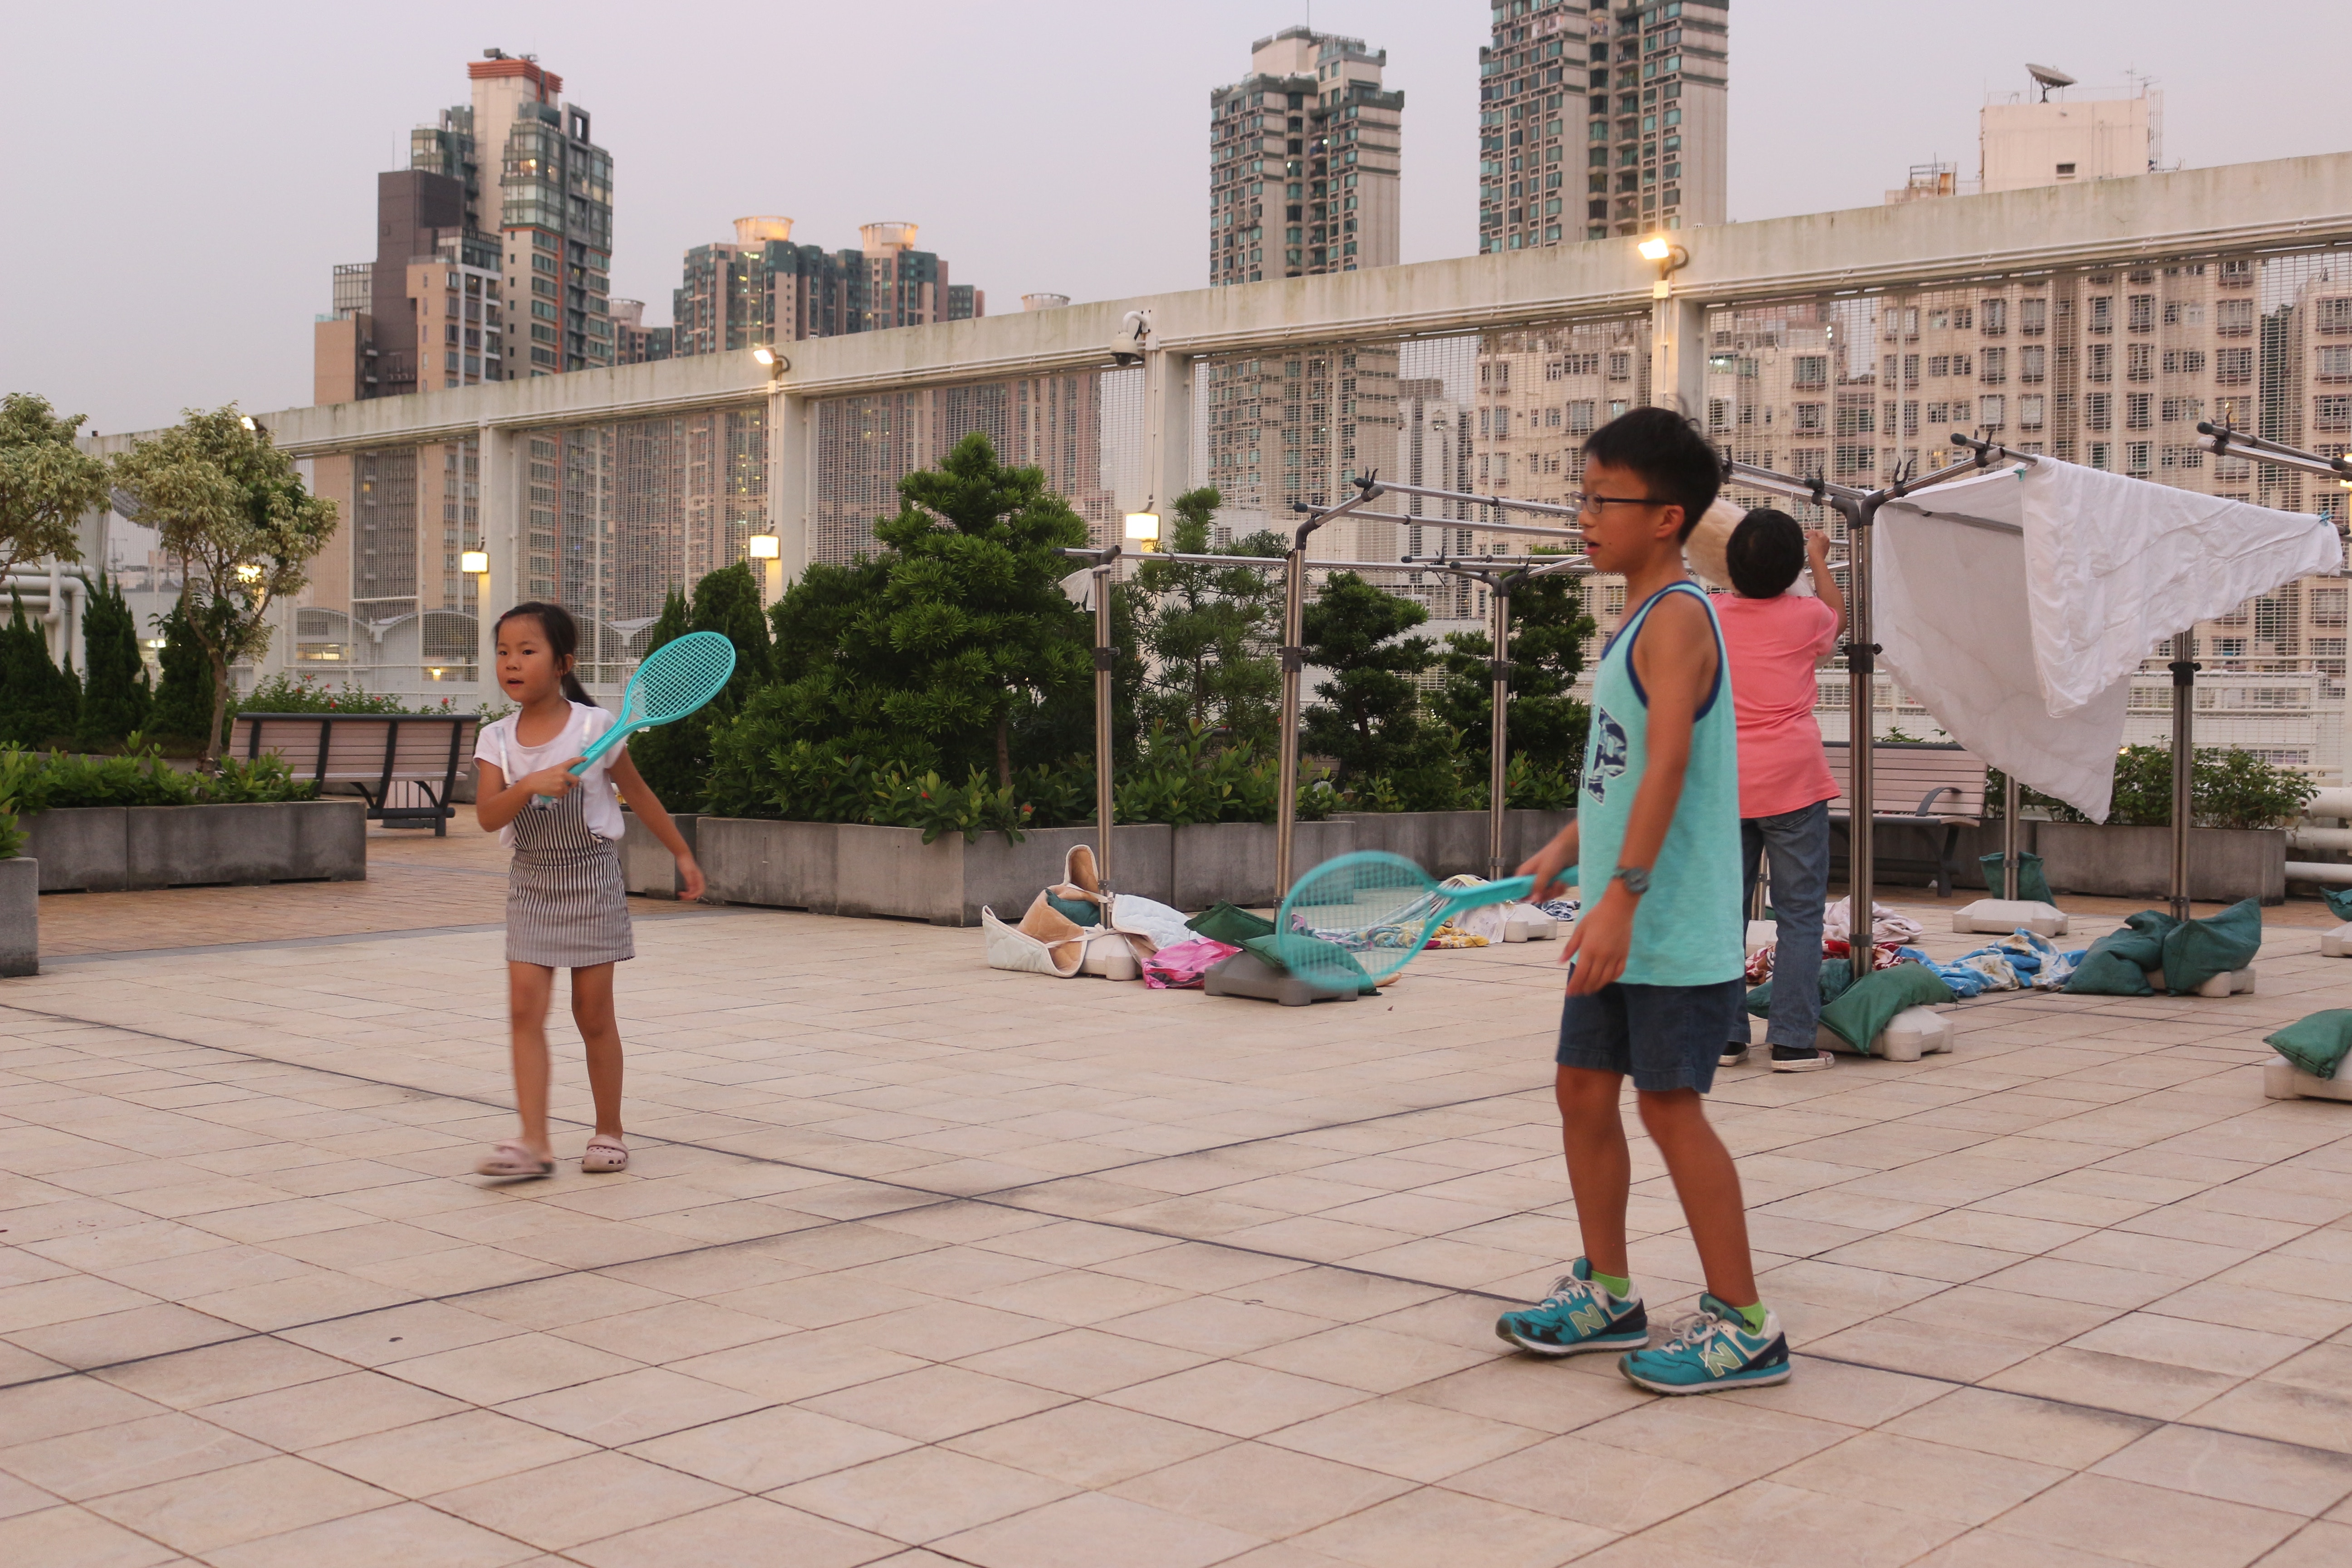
[
  {"xmin": 460, "ymin": 548, "xmax": 490, "ymax": 575},
  {"xmin": 1123, "ymin": 507, "xmax": 1161, "ymax": 552},
  {"xmin": 745, "ymin": 534, "xmax": 781, "ymax": 559},
  {"xmin": 1637, "ymin": 234, "xmax": 1691, "ymax": 296},
  {"xmin": 752, "ymin": 345, "xmax": 789, "ymax": 377}
]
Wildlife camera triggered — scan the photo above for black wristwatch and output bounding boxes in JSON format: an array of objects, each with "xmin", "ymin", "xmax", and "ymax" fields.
[{"xmin": 1612, "ymin": 865, "xmax": 1651, "ymax": 896}]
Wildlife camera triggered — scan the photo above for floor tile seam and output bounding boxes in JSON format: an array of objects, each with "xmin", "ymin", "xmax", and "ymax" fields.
[{"xmin": 34, "ymin": 906, "xmax": 746, "ymax": 967}]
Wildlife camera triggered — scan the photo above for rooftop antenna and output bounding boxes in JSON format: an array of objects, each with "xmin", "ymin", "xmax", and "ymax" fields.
[{"xmin": 2026, "ymin": 63, "xmax": 2076, "ymax": 103}]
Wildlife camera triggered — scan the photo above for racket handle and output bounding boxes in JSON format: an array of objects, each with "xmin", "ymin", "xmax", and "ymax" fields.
[
  {"xmin": 568, "ymin": 723, "xmax": 635, "ymax": 777},
  {"xmin": 1436, "ymin": 874, "xmax": 1538, "ymax": 917}
]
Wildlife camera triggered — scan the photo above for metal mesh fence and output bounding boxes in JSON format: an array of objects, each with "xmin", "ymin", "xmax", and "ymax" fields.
[{"xmin": 809, "ymin": 368, "xmax": 1146, "ymax": 566}]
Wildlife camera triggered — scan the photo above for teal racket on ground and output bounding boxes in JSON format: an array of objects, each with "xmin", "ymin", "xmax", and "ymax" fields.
[
  {"xmin": 1275, "ymin": 851, "xmax": 1546, "ymax": 992},
  {"xmin": 534, "ymin": 630, "xmax": 736, "ymax": 800}
]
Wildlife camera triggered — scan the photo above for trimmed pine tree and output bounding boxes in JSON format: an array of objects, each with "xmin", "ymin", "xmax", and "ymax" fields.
[
  {"xmin": 0, "ymin": 592, "xmax": 79, "ymax": 748},
  {"xmin": 75, "ymin": 573, "xmax": 152, "ymax": 749}
]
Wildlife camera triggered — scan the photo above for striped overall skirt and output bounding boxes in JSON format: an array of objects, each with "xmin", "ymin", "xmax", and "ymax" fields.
[{"xmin": 505, "ymin": 787, "xmax": 634, "ymax": 968}]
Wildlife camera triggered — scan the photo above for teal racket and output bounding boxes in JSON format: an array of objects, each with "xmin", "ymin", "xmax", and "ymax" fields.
[
  {"xmin": 534, "ymin": 630, "xmax": 736, "ymax": 800},
  {"xmin": 1275, "ymin": 851, "xmax": 1544, "ymax": 992}
]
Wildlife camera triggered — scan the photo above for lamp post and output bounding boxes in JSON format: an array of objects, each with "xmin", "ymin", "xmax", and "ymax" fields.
[
  {"xmin": 461, "ymin": 549, "xmax": 490, "ymax": 682},
  {"xmin": 1638, "ymin": 235, "xmax": 1698, "ymax": 414},
  {"xmin": 746, "ymin": 532, "xmax": 783, "ymax": 607}
]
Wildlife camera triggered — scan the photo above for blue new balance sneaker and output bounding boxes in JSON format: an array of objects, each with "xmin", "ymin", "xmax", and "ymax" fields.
[
  {"xmin": 1618, "ymin": 1294, "xmax": 1790, "ymax": 1394},
  {"xmin": 1494, "ymin": 1259, "xmax": 1650, "ymax": 1357}
]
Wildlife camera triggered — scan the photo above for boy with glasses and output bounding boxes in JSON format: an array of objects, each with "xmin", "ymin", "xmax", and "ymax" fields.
[{"xmin": 1497, "ymin": 407, "xmax": 1791, "ymax": 1394}]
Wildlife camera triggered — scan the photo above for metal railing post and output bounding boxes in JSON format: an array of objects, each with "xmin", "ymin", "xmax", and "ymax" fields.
[
  {"xmin": 1843, "ymin": 494, "xmax": 1878, "ymax": 971},
  {"xmin": 2002, "ymin": 773, "xmax": 2021, "ymax": 899},
  {"xmin": 1488, "ymin": 579, "xmax": 1513, "ymax": 879},
  {"xmin": 1095, "ymin": 559, "xmax": 1117, "ymax": 890},
  {"xmin": 2170, "ymin": 629, "xmax": 2198, "ymax": 921},
  {"xmin": 1274, "ymin": 543, "xmax": 1308, "ymax": 897}
]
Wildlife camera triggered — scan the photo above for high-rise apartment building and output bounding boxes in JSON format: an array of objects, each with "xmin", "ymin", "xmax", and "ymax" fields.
[
  {"xmin": 1568, "ymin": 2, "xmax": 1728, "ymax": 245},
  {"xmin": 611, "ymin": 299, "xmax": 671, "ymax": 364},
  {"xmin": 1208, "ymin": 26, "xmax": 1402, "ymax": 285},
  {"xmin": 409, "ymin": 50, "xmax": 616, "ymax": 377},
  {"xmin": 670, "ymin": 218, "xmax": 980, "ymax": 358},
  {"xmin": 316, "ymin": 170, "xmax": 505, "ymax": 402},
  {"xmin": 1478, "ymin": 1, "xmax": 1586, "ymax": 253}
]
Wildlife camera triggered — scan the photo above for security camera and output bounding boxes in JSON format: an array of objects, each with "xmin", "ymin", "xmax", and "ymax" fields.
[{"xmin": 1110, "ymin": 309, "xmax": 1153, "ymax": 367}]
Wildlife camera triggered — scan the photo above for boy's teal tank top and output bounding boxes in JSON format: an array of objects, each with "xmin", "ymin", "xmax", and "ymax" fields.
[{"xmin": 1575, "ymin": 580, "xmax": 1744, "ymax": 987}]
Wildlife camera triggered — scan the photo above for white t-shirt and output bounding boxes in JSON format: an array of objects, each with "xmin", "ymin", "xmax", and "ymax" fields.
[{"xmin": 475, "ymin": 702, "xmax": 627, "ymax": 848}]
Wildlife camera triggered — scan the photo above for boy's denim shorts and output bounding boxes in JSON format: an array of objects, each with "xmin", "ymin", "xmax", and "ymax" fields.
[{"xmin": 1557, "ymin": 978, "xmax": 1749, "ymax": 1093}]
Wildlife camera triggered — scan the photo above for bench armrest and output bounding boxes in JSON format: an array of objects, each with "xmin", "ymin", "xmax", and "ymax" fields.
[{"xmin": 1912, "ymin": 784, "xmax": 1961, "ymax": 817}]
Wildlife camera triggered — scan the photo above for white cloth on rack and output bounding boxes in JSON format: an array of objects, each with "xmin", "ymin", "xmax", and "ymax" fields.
[{"xmin": 1874, "ymin": 458, "xmax": 2339, "ymax": 822}]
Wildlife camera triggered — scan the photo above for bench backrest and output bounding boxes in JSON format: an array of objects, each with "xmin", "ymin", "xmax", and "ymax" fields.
[
  {"xmin": 231, "ymin": 713, "xmax": 478, "ymax": 784},
  {"xmin": 1822, "ymin": 741, "xmax": 1987, "ymax": 822}
]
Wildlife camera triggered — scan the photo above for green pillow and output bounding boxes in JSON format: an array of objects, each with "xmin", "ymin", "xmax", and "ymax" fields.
[
  {"xmin": 2267, "ymin": 1010, "xmax": 2352, "ymax": 1080},
  {"xmin": 1744, "ymin": 958, "xmax": 1852, "ymax": 1018},
  {"xmin": 1818, "ymin": 961, "xmax": 1955, "ymax": 1054},
  {"xmin": 2325, "ymin": 887, "xmax": 2352, "ymax": 922},
  {"xmin": 1045, "ymin": 892, "xmax": 1101, "ymax": 927},
  {"xmin": 2160, "ymin": 897, "xmax": 2261, "ymax": 996},
  {"xmin": 1189, "ymin": 902, "xmax": 1276, "ymax": 945},
  {"xmin": 1240, "ymin": 933, "xmax": 1377, "ymax": 995},
  {"xmin": 1977, "ymin": 849, "xmax": 2055, "ymax": 905}
]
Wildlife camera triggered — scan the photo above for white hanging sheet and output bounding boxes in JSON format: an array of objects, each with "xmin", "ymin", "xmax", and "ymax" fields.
[{"xmin": 1874, "ymin": 458, "xmax": 2339, "ymax": 823}]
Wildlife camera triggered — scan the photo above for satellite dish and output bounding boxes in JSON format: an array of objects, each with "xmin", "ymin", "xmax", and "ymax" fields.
[{"xmin": 2026, "ymin": 63, "xmax": 2077, "ymax": 101}]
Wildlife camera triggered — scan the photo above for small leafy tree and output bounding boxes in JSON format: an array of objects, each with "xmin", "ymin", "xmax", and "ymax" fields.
[
  {"xmin": 1130, "ymin": 486, "xmax": 1285, "ymax": 748},
  {"xmin": 629, "ymin": 564, "xmax": 774, "ymax": 811},
  {"xmin": 0, "ymin": 593, "xmax": 79, "ymax": 747},
  {"xmin": 75, "ymin": 573, "xmax": 151, "ymax": 749},
  {"xmin": 1300, "ymin": 571, "xmax": 1440, "ymax": 780},
  {"xmin": 0, "ymin": 393, "xmax": 108, "ymax": 580},
  {"xmin": 110, "ymin": 407, "xmax": 337, "ymax": 766},
  {"xmin": 1433, "ymin": 555, "xmax": 1596, "ymax": 773},
  {"xmin": 757, "ymin": 432, "xmax": 1090, "ymax": 787}
]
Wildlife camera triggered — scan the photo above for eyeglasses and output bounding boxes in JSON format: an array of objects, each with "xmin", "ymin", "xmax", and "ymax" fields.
[{"xmin": 1578, "ymin": 494, "xmax": 1669, "ymax": 516}]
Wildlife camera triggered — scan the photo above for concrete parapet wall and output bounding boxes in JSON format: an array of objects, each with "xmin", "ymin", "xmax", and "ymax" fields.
[
  {"xmin": 24, "ymin": 802, "xmax": 366, "ymax": 893},
  {"xmin": 2034, "ymin": 823, "xmax": 2285, "ymax": 906}
]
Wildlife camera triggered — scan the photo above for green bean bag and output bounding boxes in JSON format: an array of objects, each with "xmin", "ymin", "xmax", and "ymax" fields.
[
  {"xmin": 2266, "ymin": 1010, "xmax": 2352, "ymax": 1080},
  {"xmin": 1238, "ymin": 933, "xmax": 1377, "ymax": 995},
  {"xmin": 1819, "ymin": 961, "xmax": 1956, "ymax": 1054},
  {"xmin": 1188, "ymin": 902, "xmax": 1276, "ymax": 945},
  {"xmin": 2062, "ymin": 899, "xmax": 2262, "ymax": 997}
]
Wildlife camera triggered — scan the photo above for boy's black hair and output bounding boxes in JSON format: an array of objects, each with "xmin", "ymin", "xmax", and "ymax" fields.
[
  {"xmin": 1726, "ymin": 508, "xmax": 1808, "ymax": 598},
  {"xmin": 1582, "ymin": 407, "xmax": 1722, "ymax": 541}
]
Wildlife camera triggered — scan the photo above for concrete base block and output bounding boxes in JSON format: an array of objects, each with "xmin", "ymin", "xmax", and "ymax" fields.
[
  {"xmin": 2146, "ymin": 965, "xmax": 2257, "ymax": 998},
  {"xmin": 1873, "ymin": 1006, "xmax": 1955, "ymax": 1063},
  {"xmin": 1953, "ymin": 899, "xmax": 2069, "ymax": 937},
  {"xmin": 0, "ymin": 858, "xmax": 35, "ymax": 977},
  {"xmin": 1503, "ymin": 909, "xmax": 1556, "ymax": 942},
  {"xmin": 2264, "ymin": 1054, "xmax": 2352, "ymax": 1102},
  {"xmin": 1203, "ymin": 950, "xmax": 1357, "ymax": 1006},
  {"xmin": 1080, "ymin": 937, "xmax": 1141, "ymax": 980},
  {"xmin": 2321, "ymin": 923, "xmax": 2352, "ymax": 957}
]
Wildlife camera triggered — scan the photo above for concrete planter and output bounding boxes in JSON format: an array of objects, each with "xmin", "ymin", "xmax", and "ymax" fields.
[
  {"xmin": 22, "ymin": 801, "xmax": 366, "ymax": 893},
  {"xmin": 2034, "ymin": 823, "xmax": 2286, "ymax": 906},
  {"xmin": 1333, "ymin": 810, "xmax": 1577, "ymax": 880},
  {"xmin": 1171, "ymin": 820, "xmax": 1356, "ymax": 910},
  {"xmin": 0, "ymin": 858, "xmax": 34, "ymax": 976},
  {"xmin": 619, "ymin": 810, "xmax": 701, "ymax": 898}
]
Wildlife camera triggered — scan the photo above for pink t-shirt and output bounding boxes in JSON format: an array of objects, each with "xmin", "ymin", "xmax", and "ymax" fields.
[{"xmin": 1716, "ymin": 593, "xmax": 1841, "ymax": 819}]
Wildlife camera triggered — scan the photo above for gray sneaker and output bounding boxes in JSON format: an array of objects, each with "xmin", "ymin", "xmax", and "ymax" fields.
[{"xmin": 1769, "ymin": 1044, "xmax": 1834, "ymax": 1072}]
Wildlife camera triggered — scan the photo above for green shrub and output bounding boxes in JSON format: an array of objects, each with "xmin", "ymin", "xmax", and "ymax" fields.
[
  {"xmin": 147, "ymin": 600, "xmax": 225, "ymax": 749},
  {"xmin": 238, "ymin": 672, "xmax": 461, "ymax": 717},
  {"xmin": 0, "ymin": 593, "xmax": 79, "ymax": 747},
  {"xmin": 1989, "ymin": 745, "xmax": 2316, "ymax": 830},
  {"xmin": 0, "ymin": 807, "xmax": 21, "ymax": 859},
  {"xmin": 0, "ymin": 744, "xmax": 315, "ymax": 813}
]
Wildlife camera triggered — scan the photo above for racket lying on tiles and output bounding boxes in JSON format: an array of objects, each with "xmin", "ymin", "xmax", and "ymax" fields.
[
  {"xmin": 534, "ymin": 630, "xmax": 736, "ymax": 802},
  {"xmin": 1275, "ymin": 850, "xmax": 1545, "ymax": 992}
]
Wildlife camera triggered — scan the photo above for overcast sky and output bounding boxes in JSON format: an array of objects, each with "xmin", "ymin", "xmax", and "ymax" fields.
[{"xmin": 5, "ymin": 0, "xmax": 2347, "ymax": 436}]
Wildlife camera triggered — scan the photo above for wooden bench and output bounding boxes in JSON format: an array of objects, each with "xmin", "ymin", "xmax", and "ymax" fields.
[
  {"xmin": 1823, "ymin": 740, "xmax": 1988, "ymax": 897},
  {"xmin": 231, "ymin": 713, "xmax": 479, "ymax": 835}
]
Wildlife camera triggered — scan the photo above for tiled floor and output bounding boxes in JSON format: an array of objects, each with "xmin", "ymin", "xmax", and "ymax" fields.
[{"xmin": 6, "ymin": 838, "xmax": 2352, "ymax": 1566}]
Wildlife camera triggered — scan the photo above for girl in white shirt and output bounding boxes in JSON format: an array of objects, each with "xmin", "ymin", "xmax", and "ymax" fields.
[{"xmin": 471, "ymin": 602, "xmax": 702, "ymax": 1179}]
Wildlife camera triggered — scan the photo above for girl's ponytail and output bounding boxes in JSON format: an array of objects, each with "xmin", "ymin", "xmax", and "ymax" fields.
[{"xmin": 494, "ymin": 601, "xmax": 598, "ymax": 708}]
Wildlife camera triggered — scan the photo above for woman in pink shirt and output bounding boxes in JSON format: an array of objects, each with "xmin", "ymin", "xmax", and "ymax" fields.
[{"xmin": 1714, "ymin": 510, "xmax": 1845, "ymax": 1072}]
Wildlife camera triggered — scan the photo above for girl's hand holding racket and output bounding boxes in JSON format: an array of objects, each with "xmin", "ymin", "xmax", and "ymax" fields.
[{"xmin": 519, "ymin": 760, "xmax": 586, "ymax": 800}]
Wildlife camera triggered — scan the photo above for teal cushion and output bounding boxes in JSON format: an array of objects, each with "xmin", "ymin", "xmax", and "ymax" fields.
[
  {"xmin": 1045, "ymin": 892, "xmax": 1100, "ymax": 927},
  {"xmin": 1188, "ymin": 902, "xmax": 1276, "ymax": 945},
  {"xmin": 2267, "ymin": 1010, "xmax": 2352, "ymax": 1080},
  {"xmin": 1818, "ymin": 961, "xmax": 1955, "ymax": 1054},
  {"xmin": 1240, "ymin": 933, "xmax": 1377, "ymax": 994}
]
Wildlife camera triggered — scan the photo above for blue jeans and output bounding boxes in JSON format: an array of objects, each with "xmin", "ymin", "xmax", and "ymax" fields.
[{"xmin": 1740, "ymin": 800, "xmax": 1831, "ymax": 1051}]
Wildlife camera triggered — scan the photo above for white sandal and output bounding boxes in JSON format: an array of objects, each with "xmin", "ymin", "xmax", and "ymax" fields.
[
  {"xmin": 581, "ymin": 1135, "xmax": 629, "ymax": 1173},
  {"xmin": 476, "ymin": 1141, "xmax": 555, "ymax": 1179}
]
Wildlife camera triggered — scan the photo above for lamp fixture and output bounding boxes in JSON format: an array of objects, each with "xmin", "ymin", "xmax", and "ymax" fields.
[
  {"xmin": 1637, "ymin": 234, "xmax": 1691, "ymax": 297},
  {"xmin": 460, "ymin": 548, "xmax": 490, "ymax": 574},
  {"xmin": 752, "ymin": 345, "xmax": 789, "ymax": 375},
  {"xmin": 746, "ymin": 534, "xmax": 781, "ymax": 560},
  {"xmin": 234, "ymin": 563, "xmax": 263, "ymax": 583},
  {"xmin": 1123, "ymin": 507, "xmax": 1161, "ymax": 551}
]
